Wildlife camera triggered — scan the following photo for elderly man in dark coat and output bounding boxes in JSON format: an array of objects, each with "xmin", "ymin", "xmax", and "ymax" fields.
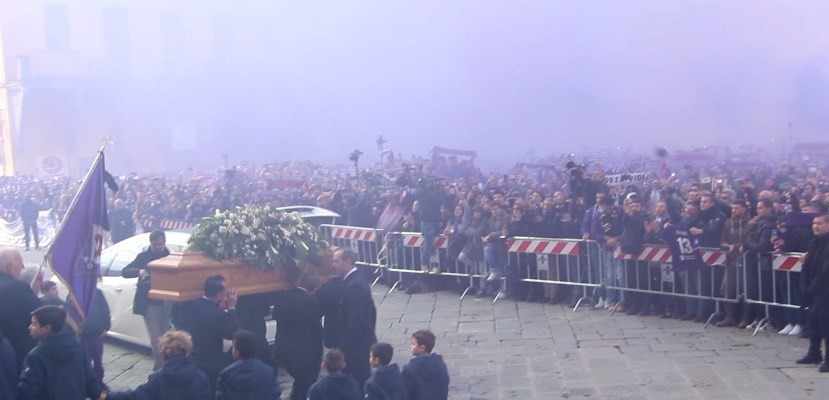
[{"xmin": 0, "ymin": 248, "xmax": 41, "ymax": 373}]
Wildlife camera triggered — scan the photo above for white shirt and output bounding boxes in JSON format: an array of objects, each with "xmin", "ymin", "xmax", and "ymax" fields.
[{"xmin": 343, "ymin": 266, "xmax": 359, "ymax": 281}]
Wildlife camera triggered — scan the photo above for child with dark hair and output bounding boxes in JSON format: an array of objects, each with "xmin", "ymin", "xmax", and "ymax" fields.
[
  {"xmin": 216, "ymin": 330, "xmax": 280, "ymax": 400},
  {"xmin": 307, "ymin": 349, "xmax": 362, "ymax": 400},
  {"xmin": 402, "ymin": 330, "xmax": 449, "ymax": 400},
  {"xmin": 365, "ymin": 342, "xmax": 407, "ymax": 400},
  {"xmin": 18, "ymin": 306, "xmax": 107, "ymax": 400},
  {"xmin": 39, "ymin": 281, "xmax": 65, "ymax": 307}
]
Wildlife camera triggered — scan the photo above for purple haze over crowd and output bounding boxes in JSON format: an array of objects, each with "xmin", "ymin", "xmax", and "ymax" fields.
[{"xmin": 14, "ymin": 1, "xmax": 829, "ymax": 172}]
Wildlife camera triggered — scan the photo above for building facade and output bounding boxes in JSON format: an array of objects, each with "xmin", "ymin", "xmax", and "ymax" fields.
[{"xmin": 0, "ymin": 0, "xmax": 286, "ymax": 176}]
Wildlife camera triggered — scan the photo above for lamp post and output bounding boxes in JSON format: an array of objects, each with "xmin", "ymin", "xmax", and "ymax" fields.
[{"xmin": 349, "ymin": 149, "xmax": 363, "ymax": 178}]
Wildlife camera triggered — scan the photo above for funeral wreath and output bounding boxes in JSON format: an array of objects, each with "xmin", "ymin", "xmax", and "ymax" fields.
[{"xmin": 187, "ymin": 205, "xmax": 328, "ymax": 272}]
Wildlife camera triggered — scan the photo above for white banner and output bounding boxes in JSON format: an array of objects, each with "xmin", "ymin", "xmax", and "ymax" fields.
[
  {"xmin": 36, "ymin": 155, "xmax": 68, "ymax": 177},
  {"xmin": 604, "ymin": 172, "xmax": 648, "ymax": 187},
  {"xmin": 0, "ymin": 209, "xmax": 57, "ymax": 247}
]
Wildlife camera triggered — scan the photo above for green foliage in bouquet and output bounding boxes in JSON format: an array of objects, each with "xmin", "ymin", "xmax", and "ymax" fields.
[{"xmin": 188, "ymin": 206, "xmax": 329, "ymax": 272}]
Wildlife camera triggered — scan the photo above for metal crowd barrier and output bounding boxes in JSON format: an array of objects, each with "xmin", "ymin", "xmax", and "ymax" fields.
[
  {"xmin": 319, "ymin": 224, "xmax": 385, "ymax": 286},
  {"xmin": 607, "ymin": 245, "xmax": 733, "ymax": 326},
  {"xmin": 383, "ymin": 231, "xmax": 497, "ymax": 300},
  {"xmin": 319, "ymin": 224, "xmax": 805, "ymax": 333},
  {"xmin": 743, "ymin": 252, "xmax": 804, "ymax": 336},
  {"xmin": 505, "ymin": 237, "xmax": 600, "ymax": 311}
]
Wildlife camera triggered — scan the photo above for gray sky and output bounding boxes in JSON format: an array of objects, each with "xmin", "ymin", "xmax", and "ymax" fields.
[
  {"xmin": 247, "ymin": 0, "xmax": 829, "ymax": 166},
  {"xmin": 15, "ymin": 0, "xmax": 829, "ymax": 171}
]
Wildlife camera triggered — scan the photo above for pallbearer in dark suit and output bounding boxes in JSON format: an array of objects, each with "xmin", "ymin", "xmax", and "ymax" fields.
[
  {"xmin": 332, "ymin": 248, "xmax": 377, "ymax": 394},
  {"xmin": 173, "ymin": 275, "xmax": 239, "ymax": 390},
  {"xmin": 272, "ymin": 285, "xmax": 323, "ymax": 400}
]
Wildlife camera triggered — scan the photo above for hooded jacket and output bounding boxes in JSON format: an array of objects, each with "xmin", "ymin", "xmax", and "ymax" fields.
[
  {"xmin": 216, "ymin": 358, "xmax": 280, "ymax": 400},
  {"xmin": 365, "ymin": 363, "xmax": 408, "ymax": 400},
  {"xmin": 307, "ymin": 373, "xmax": 362, "ymax": 400},
  {"xmin": 17, "ymin": 330, "xmax": 107, "ymax": 400},
  {"xmin": 107, "ymin": 355, "xmax": 212, "ymax": 400},
  {"xmin": 401, "ymin": 353, "xmax": 450, "ymax": 400}
]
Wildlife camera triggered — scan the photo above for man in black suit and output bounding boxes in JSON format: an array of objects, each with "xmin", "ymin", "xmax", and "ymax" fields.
[
  {"xmin": 173, "ymin": 275, "xmax": 239, "ymax": 389},
  {"xmin": 332, "ymin": 248, "xmax": 377, "ymax": 393},
  {"xmin": 0, "ymin": 248, "xmax": 41, "ymax": 374},
  {"xmin": 272, "ymin": 286, "xmax": 323, "ymax": 400}
]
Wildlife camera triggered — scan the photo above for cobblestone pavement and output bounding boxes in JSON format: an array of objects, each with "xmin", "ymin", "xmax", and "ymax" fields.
[{"xmin": 20, "ymin": 249, "xmax": 829, "ymax": 399}]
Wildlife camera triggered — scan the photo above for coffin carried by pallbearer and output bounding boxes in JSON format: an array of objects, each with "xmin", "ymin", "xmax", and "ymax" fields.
[{"xmin": 148, "ymin": 205, "xmax": 329, "ymax": 301}]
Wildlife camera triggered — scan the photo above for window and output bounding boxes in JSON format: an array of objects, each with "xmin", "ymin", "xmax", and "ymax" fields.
[
  {"xmin": 101, "ymin": 6, "xmax": 131, "ymax": 74},
  {"xmin": 43, "ymin": 4, "xmax": 70, "ymax": 52}
]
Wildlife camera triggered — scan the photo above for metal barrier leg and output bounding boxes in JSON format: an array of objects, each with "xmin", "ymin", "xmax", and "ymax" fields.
[
  {"xmin": 371, "ymin": 267, "xmax": 383, "ymax": 288},
  {"xmin": 492, "ymin": 278, "xmax": 506, "ymax": 304},
  {"xmin": 573, "ymin": 287, "xmax": 594, "ymax": 312},
  {"xmin": 459, "ymin": 263, "xmax": 475, "ymax": 300}
]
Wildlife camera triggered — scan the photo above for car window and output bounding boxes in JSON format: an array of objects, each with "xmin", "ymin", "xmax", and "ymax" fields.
[{"xmin": 106, "ymin": 251, "xmax": 138, "ymax": 277}]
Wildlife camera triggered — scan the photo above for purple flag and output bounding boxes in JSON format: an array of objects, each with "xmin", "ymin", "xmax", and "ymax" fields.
[{"xmin": 47, "ymin": 151, "xmax": 109, "ymax": 326}]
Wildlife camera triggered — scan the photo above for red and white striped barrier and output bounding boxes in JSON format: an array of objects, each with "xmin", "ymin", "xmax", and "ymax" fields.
[
  {"xmin": 399, "ymin": 232, "xmax": 448, "ymax": 249},
  {"xmin": 329, "ymin": 226, "xmax": 379, "ymax": 242},
  {"xmin": 159, "ymin": 219, "xmax": 197, "ymax": 230},
  {"xmin": 701, "ymin": 249, "xmax": 727, "ymax": 266},
  {"xmin": 506, "ymin": 237, "xmax": 580, "ymax": 256},
  {"xmin": 772, "ymin": 253, "xmax": 804, "ymax": 272},
  {"xmin": 614, "ymin": 245, "xmax": 727, "ymax": 266}
]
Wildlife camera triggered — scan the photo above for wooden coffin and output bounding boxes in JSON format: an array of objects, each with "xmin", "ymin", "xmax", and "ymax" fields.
[{"xmin": 147, "ymin": 251, "xmax": 291, "ymax": 301}]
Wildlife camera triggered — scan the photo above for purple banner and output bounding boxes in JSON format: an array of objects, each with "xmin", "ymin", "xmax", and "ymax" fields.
[{"xmin": 48, "ymin": 151, "xmax": 109, "ymax": 325}]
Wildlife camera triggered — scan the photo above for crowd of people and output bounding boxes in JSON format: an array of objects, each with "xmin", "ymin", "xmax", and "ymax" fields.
[{"xmin": 2, "ymin": 147, "xmax": 829, "ymax": 400}]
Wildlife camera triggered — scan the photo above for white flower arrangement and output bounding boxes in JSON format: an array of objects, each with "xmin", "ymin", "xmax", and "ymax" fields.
[{"xmin": 188, "ymin": 205, "xmax": 328, "ymax": 271}]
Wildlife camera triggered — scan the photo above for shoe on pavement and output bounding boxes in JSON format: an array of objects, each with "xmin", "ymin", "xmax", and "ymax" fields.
[
  {"xmin": 745, "ymin": 320, "xmax": 759, "ymax": 330},
  {"xmin": 779, "ymin": 323, "xmax": 794, "ymax": 335},
  {"xmin": 429, "ymin": 267, "xmax": 441, "ymax": 275},
  {"xmin": 715, "ymin": 318, "xmax": 737, "ymax": 327},
  {"xmin": 420, "ymin": 265, "xmax": 430, "ymax": 273},
  {"xmin": 788, "ymin": 324, "xmax": 804, "ymax": 336},
  {"xmin": 486, "ymin": 271, "xmax": 501, "ymax": 282},
  {"xmin": 796, "ymin": 353, "xmax": 822, "ymax": 365},
  {"xmin": 594, "ymin": 298, "xmax": 605, "ymax": 309},
  {"xmin": 820, "ymin": 362, "xmax": 829, "ymax": 373}
]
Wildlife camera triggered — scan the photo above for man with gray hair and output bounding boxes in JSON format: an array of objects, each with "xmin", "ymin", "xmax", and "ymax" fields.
[
  {"xmin": 0, "ymin": 248, "xmax": 42, "ymax": 373},
  {"xmin": 19, "ymin": 264, "xmax": 44, "ymax": 295}
]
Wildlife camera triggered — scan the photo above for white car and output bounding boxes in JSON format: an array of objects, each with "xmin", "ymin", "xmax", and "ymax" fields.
[{"xmin": 55, "ymin": 206, "xmax": 339, "ymax": 349}]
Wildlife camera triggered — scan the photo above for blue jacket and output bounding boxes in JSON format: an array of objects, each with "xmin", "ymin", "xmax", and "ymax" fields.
[
  {"xmin": 401, "ymin": 353, "xmax": 449, "ymax": 400},
  {"xmin": 107, "ymin": 355, "xmax": 212, "ymax": 400},
  {"xmin": 365, "ymin": 363, "xmax": 407, "ymax": 400},
  {"xmin": 17, "ymin": 330, "xmax": 107, "ymax": 400},
  {"xmin": 307, "ymin": 373, "xmax": 362, "ymax": 400},
  {"xmin": 1, "ymin": 332, "xmax": 16, "ymax": 400},
  {"xmin": 216, "ymin": 358, "xmax": 280, "ymax": 400}
]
